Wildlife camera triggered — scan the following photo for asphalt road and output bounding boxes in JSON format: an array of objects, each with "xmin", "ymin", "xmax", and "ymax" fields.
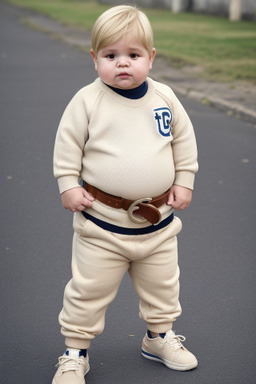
[{"xmin": 1, "ymin": 2, "xmax": 256, "ymax": 384}]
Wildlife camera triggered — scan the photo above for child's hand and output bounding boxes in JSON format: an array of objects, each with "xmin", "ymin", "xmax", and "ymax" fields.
[
  {"xmin": 61, "ymin": 187, "xmax": 94, "ymax": 212},
  {"xmin": 167, "ymin": 185, "xmax": 192, "ymax": 211}
]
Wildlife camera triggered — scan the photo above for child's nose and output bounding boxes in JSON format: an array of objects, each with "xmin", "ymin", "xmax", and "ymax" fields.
[{"xmin": 117, "ymin": 56, "xmax": 129, "ymax": 67}]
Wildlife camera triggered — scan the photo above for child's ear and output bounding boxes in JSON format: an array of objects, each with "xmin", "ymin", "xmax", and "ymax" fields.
[
  {"xmin": 149, "ymin": 48, "xmax": 156, "ymax": 69},
  {"xmin": 90, "ymin": 49, "xmax": 98, "ymax": 71}
]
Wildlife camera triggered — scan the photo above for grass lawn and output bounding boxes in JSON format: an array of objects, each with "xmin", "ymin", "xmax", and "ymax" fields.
[{"xmin": 5, "ymin": 0, "xmax": 256, "ymax": 83}]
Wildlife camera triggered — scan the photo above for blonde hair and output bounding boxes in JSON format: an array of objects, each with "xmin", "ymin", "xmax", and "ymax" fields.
[{"xmin": 91, "ymin": 5, "xmax": 154, "ymax": 56}]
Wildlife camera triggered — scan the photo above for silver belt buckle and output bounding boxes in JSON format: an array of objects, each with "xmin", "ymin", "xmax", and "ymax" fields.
[{"xmin": 127, "ymin": 197, "xmax": 152, "ymax": 224}]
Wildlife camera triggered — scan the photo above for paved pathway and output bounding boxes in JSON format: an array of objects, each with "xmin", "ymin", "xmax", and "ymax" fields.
[{"xmin": 1, "ymin": 2, "xmax": 256, "ymax": 384}]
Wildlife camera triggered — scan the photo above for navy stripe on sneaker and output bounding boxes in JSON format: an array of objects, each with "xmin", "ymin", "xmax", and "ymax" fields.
[{"xmin": 141, "ymin": 349, "xmax": 162, "ymax": 361}]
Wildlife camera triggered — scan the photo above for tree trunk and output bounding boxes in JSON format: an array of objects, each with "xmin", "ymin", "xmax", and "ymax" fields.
[
  {"xmin": 229, "ymin": 0, "xmax": 242, "ymax": 21},
  {"xmin": 172, "ymin": 0, "xmax": 189, "ymax": 14}
]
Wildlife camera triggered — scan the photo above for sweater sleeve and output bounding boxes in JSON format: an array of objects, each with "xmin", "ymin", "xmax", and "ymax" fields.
[
  {"xmin": 53, "ymin": 89, "xmax": 89, "ymax": 194},
  {"xmin": 171, "ymin": 93, "xmax": 199, "ymax": 190}
]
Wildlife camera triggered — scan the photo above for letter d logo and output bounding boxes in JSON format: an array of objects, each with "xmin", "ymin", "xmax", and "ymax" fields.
[{"xmin": 153, "ymin": 107, "xmax": 172, "ymax": 137}]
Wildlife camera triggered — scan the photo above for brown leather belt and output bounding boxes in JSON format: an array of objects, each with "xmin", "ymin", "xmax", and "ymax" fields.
[{"xmin": 85, "ymin": 182, "xmax": 170, "ymax": 225}]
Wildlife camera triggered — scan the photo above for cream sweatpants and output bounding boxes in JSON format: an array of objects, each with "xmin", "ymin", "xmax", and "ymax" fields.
[{"xmin": 59, "ymin": 211, "xmax": 182, "ymax": 350}]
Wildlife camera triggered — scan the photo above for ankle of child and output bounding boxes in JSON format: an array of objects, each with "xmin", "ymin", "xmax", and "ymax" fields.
[
  {"xmin": 147, "ymin": 330, "xmax": 166, "ymax": 339},
  {"xmin": 150, "ymin": 331, "xmax": 159, "ymax": 338}
]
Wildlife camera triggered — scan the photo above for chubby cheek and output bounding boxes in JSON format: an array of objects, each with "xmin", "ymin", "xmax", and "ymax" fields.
[
  {"xmin": 97, "ymin": 63, "xmax": 114, "ymax": 83},
  {"xmin": 134, "ymin": 64, "xmax": 151, "ymax": 80}
]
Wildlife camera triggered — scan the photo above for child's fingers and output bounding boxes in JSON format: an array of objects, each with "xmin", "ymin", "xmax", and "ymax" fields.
[{"xmin": 83, "ymin": 188, "xmax": 95, "ymax": 202}]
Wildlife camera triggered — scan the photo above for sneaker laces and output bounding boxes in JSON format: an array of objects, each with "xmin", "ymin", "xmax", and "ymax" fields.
[
  {"xmin": 164, "ymin": 331, "xmax": 186, "ymax": 351},
  {"xmin": 56, "ymin": 355, "xmax": 83, "ymax": 373}
]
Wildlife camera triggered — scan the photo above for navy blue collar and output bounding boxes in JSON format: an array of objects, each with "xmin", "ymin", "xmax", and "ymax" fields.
[{"xmin": 106, "ymin": 81, "xmax": 148, "ymax": 99}]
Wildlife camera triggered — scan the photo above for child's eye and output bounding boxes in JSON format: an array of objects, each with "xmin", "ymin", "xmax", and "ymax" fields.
[
  {"xmin": 107, "ymin": 54, "xmax": 115, "ymax": 60},
  {"xmin": 130, "ymin": 53, "xmax": 138, "ymax": 59}
]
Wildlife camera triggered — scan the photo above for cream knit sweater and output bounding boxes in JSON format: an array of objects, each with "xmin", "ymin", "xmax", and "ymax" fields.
[{"xmin": 54, "ymin": 77, "xmax": 198, "ymax": 200}]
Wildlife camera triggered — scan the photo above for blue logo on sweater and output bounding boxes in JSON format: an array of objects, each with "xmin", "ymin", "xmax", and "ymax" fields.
[{"xmin": 153, "ymin": 107, "xmax": 172, "ymax": 137}]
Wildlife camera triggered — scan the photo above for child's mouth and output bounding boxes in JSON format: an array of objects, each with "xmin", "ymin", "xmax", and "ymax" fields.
[{"xmin": 118, "ymin": 73, "xmax": 131, "ymax": 78}]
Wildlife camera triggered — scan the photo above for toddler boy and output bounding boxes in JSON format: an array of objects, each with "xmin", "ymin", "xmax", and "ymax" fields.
[{"xmin": 52, "ymin": 5, "xmax": 199, "ymax": 384}]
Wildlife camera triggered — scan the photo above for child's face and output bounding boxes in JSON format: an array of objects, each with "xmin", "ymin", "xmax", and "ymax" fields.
[{"xmin": 90, "ymin": 34, "xmax": 156, "ymax": 89}]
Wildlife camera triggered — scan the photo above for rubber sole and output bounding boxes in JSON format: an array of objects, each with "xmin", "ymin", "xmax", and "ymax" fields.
[{"xmin": 141, "ymin": 349, "xmax": 198, "ymax": 371}]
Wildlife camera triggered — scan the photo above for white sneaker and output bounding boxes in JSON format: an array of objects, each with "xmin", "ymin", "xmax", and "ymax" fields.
[
  {"xmin": 52, "ymin": 349, "xmax": 90, "ymax": 384},
  {"xmin": 141, "ymin": 330, "xmax": 198, "ymax": 371}
]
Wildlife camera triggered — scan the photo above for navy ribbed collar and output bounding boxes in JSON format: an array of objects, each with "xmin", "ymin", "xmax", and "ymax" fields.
[{"xmin": 106, "ymin": 81, "xmax": 148, "ymax": 99}]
